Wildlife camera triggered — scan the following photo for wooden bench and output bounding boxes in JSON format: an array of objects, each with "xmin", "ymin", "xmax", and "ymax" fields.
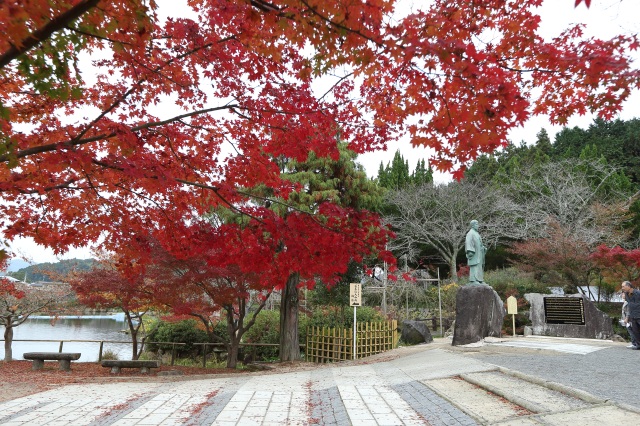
[
  {"xmin": 23, "ymin": 352, "xmax": 81, "ymax": 371},
  {"xmin": 101, "ymin": 359, "xmax": 161, "ymax": 374}
]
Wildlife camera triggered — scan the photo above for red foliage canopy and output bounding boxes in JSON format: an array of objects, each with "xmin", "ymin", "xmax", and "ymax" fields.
[
  {"xmin": 1, "ymin": 0, "xmax": 638, "ymax": 282},
  {"xmin": 590, "ymin": 244, "xmax": 640, "ymax": 285}
]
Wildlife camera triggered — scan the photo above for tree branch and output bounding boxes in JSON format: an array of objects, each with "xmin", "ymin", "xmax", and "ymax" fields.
[{"xmin": 0, "ymin": 0, "xmax": 100, "ymax": 69}]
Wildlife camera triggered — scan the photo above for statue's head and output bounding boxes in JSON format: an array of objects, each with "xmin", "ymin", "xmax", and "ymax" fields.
[{"xmin": 470, "ymin": 220, "xmax": 478, "ymax": 230}]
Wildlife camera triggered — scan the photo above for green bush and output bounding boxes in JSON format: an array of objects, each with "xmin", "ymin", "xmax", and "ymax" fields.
[
  {"xmin": 147, "ymin": 319, "xmax": 209, "ymax": 357},
  {"xmin": 424, "ymin": 282, "xmax": 460, "ymax": 318},
  {"xmin": 305, "ymin": 305, "xmax": 387, "ymax": 329},
  {"xmin": 486, "ymin": 267, "xmax": 550, "ymax": 300},
  {"xmin": 242, "ymin": 310, "xmax": 281, "ymax": 361}
]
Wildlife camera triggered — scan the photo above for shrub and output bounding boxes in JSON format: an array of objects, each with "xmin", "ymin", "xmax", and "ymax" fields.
[
  {"xmin": 147, "ymin": 319, "xmax": 209, "ymax": 357},
  {"xmin": 305, "ymin": 305, "xmax": 387, "ymax": 329},
  {"xmin": 424, "ymin": 282, "xmax": 460, "ymax": 318},
  {"xmin": 486, "ymin": 267, "xmax": 550, "ymax": 300},
  {"xmin": 100, "ymin": 349, "xmax": 119, "ymax": 361},
  {"xmin": 242, "ymin": 310, "xmax": 280, "ymax": 361}
]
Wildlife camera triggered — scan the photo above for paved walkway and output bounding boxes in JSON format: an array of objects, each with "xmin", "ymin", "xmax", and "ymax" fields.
[{"xmin": 1, "ymin": 336, "xmax": 638, "ymax": 425}]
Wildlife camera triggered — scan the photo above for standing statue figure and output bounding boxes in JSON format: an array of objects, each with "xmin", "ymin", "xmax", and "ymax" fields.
[{"xmin": 465, "ymin": 220, "xmax": 487, "ymax": 285}]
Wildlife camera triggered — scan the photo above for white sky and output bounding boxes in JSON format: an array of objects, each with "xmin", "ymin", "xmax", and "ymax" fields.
[{"xmin": 5, "ymin": 0, "xmax": 640, "ymax": 264}]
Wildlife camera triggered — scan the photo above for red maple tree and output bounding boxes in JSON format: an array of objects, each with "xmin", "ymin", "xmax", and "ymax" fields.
[
  {"xmin": 590, "ymin": 244, "xmax": 640, "ymax": 286},
  {"xmin": 69, "ymin": 261, "xmax": 157, "ymax": 360}
]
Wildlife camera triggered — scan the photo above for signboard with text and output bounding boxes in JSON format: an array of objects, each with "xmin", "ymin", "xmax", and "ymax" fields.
[{"xmin": 350, "ymin": 283, "xmax": 362, "ymax": 307}]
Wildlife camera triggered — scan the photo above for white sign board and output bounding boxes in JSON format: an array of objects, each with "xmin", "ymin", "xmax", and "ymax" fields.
[
  {"xmin": 507, "ymin": 296, "xmax": 518, "ymax": 315},
  {"xmin": 350, "ymin": 283, "xmax": 362, "ymax": 307}
]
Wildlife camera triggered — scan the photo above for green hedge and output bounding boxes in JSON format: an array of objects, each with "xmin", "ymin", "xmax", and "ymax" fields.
[{"xmin": 147, "ymin": 319, "xmax": 209, "ymax": 357}]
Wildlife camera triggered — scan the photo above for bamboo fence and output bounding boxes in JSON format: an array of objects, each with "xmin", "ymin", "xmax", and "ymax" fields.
[{"xmin": 305, "ymin": 320, "xmax": 398, "ymax": 363}]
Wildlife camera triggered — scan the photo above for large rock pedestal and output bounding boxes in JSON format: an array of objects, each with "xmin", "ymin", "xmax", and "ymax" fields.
[{"xmin": 452, "ymin": 285, "xmax": 505, "ymax": 346}]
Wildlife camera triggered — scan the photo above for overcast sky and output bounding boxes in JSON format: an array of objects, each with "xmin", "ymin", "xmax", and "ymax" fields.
[{"xmin": 5, "ymin": 0, "xmax": 640, "ymax": 264}]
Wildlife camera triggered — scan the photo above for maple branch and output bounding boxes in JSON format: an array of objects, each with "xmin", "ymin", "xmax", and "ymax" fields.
[
  {"xmin": 66, "ymin": 33, "xmax": 239, "ymax": 149},
  {"xmin": 11, "ymin": 178, "xmax": 80, "ymax": 195},
  {"xmin": 0, "ymin": 0, "xmax": 100, "ymax": 70},
  {"xmin": 250, "ymin": 0, "xmax": 281, "ymax": 13},
  {"xmin": 319, "ymin": 72, "xmax": 354, "ymax": 101},
  {"xmin": 66, "ymin": 25, "xmax": 134, "ymax": 47},
  {"xmin": 0, "ymin": 105, "xmax": 238, "ymax": 163},
  {"xmin": 297, "ymin": 0, "xmax": 383, "ymax": 48}
]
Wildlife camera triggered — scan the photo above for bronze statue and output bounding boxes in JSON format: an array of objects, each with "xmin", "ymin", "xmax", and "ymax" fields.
[{"xmin": 465, "ymin": 220, "xmax": 486, "ymax": 285}]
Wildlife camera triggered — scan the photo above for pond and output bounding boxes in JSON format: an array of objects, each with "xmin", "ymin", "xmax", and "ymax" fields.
[{"xmin": 1, "ymin": 314, "xmax": 138, "ymax": 362}]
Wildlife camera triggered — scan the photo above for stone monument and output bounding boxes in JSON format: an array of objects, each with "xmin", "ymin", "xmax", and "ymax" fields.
[
  {"xmin": 452, "ymin": 220, "xmax": 505, "ymax": 346},
  {"xmin": 524, "ymin": 293, "xmax": 613, "ymax": 339}
]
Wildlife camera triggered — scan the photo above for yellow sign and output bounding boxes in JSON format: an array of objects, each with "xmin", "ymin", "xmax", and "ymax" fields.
[
  {"xmin": 507, "ymin": 296, "xmax": 518, "ymax": 315},
  {"xmin": 350, "ymin": 283, "xmax": 362, "ymax": 307}
]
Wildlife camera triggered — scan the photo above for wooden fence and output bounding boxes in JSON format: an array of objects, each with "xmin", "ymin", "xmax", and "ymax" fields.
[{"xmin": 305, "ymin": 320, "xmax": 398, "ymax": 363}]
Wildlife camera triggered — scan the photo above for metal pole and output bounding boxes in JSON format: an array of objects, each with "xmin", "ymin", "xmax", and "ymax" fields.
[
  {"xmin": 406, "ymin": 288, "xmax": 409, "ymax": 319},
  {"xmin": 202, "ymin": 343, "xmax": 207, "ymax": 368},
  {"xmin": 405, "ymin": 255, "xmax": 409, "ymax": 319},
  {"xmin": 382, "ymin": 261, "xmax": 387, "ymax": 315},
  {"xmin": 353, "ymin": 307, "xmax": 357, "ymax": 360},
  {"xmin": 438, "ymin": 268, "xmax": 443, "ymax": 337}
]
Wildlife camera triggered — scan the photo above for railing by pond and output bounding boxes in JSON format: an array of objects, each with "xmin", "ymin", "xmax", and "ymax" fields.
[{"xmin": 1, "ymin": 339, "xmax": 301, "ymax": 366}]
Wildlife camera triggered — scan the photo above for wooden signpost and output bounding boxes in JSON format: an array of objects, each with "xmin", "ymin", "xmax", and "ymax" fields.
[
  {"xmin": 507, "ymin": 295, "xmax": 518, "ymax": 337},
  {"xmin": 350, "ymin": 283, "xmax": 362, "ymax": 359}
]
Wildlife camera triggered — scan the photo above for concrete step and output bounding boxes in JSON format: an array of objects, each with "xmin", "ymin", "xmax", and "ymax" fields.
[
  {"xmin": 424, "ymin": 375, "xmax": 532, "ymax": 424},
  {"xmin": 461, "ymin": 370, "xmax": 592, "ymax": 414},
  {"xmin": 423, "ymin": 368, "xmax": 600, "ymax": 424}
]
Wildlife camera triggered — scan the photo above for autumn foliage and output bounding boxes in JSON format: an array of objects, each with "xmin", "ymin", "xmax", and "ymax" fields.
[
  {"xmin": 1, "ymin": 1, "xmax": 639, "ymax": 291},
  {"xmin": 590, "ymin": 244, "xmax": 640, "ymax": 286}
]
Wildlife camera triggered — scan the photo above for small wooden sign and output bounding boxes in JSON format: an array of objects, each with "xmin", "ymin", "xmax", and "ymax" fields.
[
  {"xmin": 350, "ymin": 283, "xmax": 362, "ymax": 307},
  {"xmin": 507, "ymin": 296, "xmax": 518, "ymax": 315}
]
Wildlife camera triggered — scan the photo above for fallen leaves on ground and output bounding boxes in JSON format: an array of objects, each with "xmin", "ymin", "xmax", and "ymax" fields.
[{"xmin": 0, "ymin": 360, "xmax": 248, "ymax": 401}]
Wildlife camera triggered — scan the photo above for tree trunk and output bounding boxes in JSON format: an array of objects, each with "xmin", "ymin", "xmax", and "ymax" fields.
[
  {"xmin": 226, "ymin": 338, "xmax": 240, "ymax": 369},
  {"xmin": 125, "ymin": 311, "xmax": 140, "ymax": 360},
  {"xmin": 449, "ymin": 256, "xmax": 458, "ymax": 281},
  {"xmin": 4, "ymin": 324, "xmax": 13, "ymax": 362},
  {"xmin": 279, "ymin": 272, "xmax": 300, "ymax": 361}
]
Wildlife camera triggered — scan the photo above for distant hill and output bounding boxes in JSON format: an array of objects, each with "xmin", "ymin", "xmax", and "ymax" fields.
[
  {"xmin": 7, "ymin": 258, "xmax": 96, "ymax": 282},
  {"xmin": 5, "ymin": 258, "xmax": 32, "ymax": 272}
]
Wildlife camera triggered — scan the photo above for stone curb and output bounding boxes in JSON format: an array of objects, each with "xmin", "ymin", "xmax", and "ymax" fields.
[
  {"xmin": 459, "ymin": 370, "xmax": 550, "ymax": 414},
  {"xmin": 419, "ymin": 380, "xmax": 487, "ymax": 425},
  {"xmin": 614, "ymin": 401, "xmax": 640, "ymax": 415},
  {"xmin": 494, "ymin": 366, "xmax": 606, "ymax": 405}
]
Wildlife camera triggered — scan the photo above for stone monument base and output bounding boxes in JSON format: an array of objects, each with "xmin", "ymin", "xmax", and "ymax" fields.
[
  {"xmin": 452, "ymin": 285, "xmax": 505, "ymax": 346},
  {"xmin": 524, "ymin": 293, "xmax": 613, "ymax": 339}
]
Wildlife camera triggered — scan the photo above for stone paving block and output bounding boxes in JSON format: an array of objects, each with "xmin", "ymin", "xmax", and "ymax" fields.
[
  {"xmin": 218, "ymin": 409, "xmax": 246, "ymax": 422},
  {"xmin": 105, "ymin": 418, "xmax": 140, "ymax": 426},
  {"xmin": 231, "ymin": 391, "xmax": 253, "ymax": 402},
  {"xmin": 393, "ymin": 380, "xmax": 479, "ymax": 426},
  {"xmin": 250, "ymin": 398, "xmax": 271, "ymax": 407},
  {"xmin": 137, "ymin": 413, "xmax": 172, "ymax": 425}
]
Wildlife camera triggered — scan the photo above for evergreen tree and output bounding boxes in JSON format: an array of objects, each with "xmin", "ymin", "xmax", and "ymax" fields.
[{"xmin": 376, "ymin": 150, "xmax": 433, "ymax": 189}]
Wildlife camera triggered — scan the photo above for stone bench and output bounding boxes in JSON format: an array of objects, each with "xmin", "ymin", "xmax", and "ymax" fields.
[
  {"xmin": 23, "ymin": 352, "xmax": 81, "ymax": 371},
  {"xmin": 101, "ymin": 359, "xmax": 161, "ymax": 374}
]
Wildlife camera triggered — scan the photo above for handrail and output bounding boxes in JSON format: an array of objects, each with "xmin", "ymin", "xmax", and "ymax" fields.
[{"xmin": 1, "ymin": 339, "xmax": 302, "ymax": 366}]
